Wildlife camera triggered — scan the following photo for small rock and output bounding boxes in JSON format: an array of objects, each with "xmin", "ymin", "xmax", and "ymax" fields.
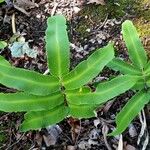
[
  {"xmin": 89, "ymin": 129, "xmax": 100, "ymax": 139},
  {"xmin": 129, "ymin": 124, "xmax": 137, "ymax": 138},
  {"xmin": 97, "ymin": 38, "xmax": 102, "ymax": 44},
  {"xmin": 36, "ymin": 14, "xmax": 41, "ymax": 19},
  {"xmin": 94, "ymin": 119, "xmax": 100, "ymax": 128},
  {"xmin": 73, "ymin": 7, "xmax": 81, "ymax": 14},
  {"xmin": 88, "ymin": 139, "xmax": 98, "ymax": 145},
  {"xmin": 43, "ymin": 134, "xmax": 56, "ymax": 146},
  {"xmin": 85, "ymin": 15, "xmax": 88, "ymax": 19},
  {"xmin": 78, "ymin": 141, "xmax": 90, "ymax": 149},
  {"xmin": 89, "ymin": 39, "xmax": 95, "ymax": 44},
  {"xmin": 67, "ymin": 145, "xmax": 76, "ymax": 150},
  {"xmin": 125, "ymin": 144, "xmax": 136, "ymax": 150},
  {"xmin": 86, "ymin": 28, "xmax": 91, "ymax": 32}
]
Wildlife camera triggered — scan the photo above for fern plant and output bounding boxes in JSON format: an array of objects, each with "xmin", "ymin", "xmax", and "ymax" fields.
[
  {"xmin": 0, "ymin": 16, "xmax": 138, "ymax": 132},
  {"xmin": 107, "ymin": 20, "xmax": 150, "ymax": 136}
]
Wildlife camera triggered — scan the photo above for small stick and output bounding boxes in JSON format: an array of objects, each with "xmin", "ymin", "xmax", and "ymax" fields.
[
  {"xmin": 6, "ymin": 133, "xmax": 25, "ymax": 150},
  {"xmin": 43, "ymin": 69, "xmax": 49, "ymax": 75},
  {"xmin": 99, "ymin": 13, "xmax": 108, "ymax": 29},
  {"xmin": 102, "ymin": 124, "xmax": 112, "ymax": 150},
  {"xmin": 51, "ymin": 2, "xmax": 58, "ymax": 16},
  {"xmin": 75, "ymin": 120, "xmax": 82, "ymax": 146},
  {"xmin": 138, "ymin": 109, "xmax": 149, "ymax": 150},
  {"xmin": 11, "ymin": 13, "xmax": 16, "ymax": 34}
]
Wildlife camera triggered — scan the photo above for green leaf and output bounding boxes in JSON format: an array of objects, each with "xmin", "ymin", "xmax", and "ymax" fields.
[
  {"xmin": 107, "ymin": 58, "xmax": 142, "ymax": 75},
  {"xmin": 68, "ymin": 86, "xmax": 97, "ymax": 118},
  {"xmin": 132, "ymin": 79, "xmax": 145, "ymax": 90},
  {"xmin": 0, "ymin": 41, "xmax": 7, "ymax": 49},
  {"xmin": 0, "ymin": 56, "xmax": 11, "ymax": 67},
  {"xmin": 109, "ymin": 90, "xmax": 150, "ymax": 136},
  {"xmin": 63, "ymin": 43, "xmax": 114, "ymax": 90},
  {"xmin": 145, "ymin": 77, "xmax": 150, "ymax": 88},
  {"xmin": 69, "ymin": 104, "xmax": 97, "ymax": 118},
  {"xmin": 20, "ymin": 105, "xmax": 68, "ymax": 131},
  {"xmin": 66, "ymin": 75, "xmax": 138, "ymax": 105},
  {"xmin": 0, "ymin": 0, "xmax": 4, "ymax": 3},
  {"xmin": 0, "ymin": 64, "xmax": 60, "ymax": 96},
  {"xmin": 46, "ymin": 15, "xmax": 70, "ymax": 78},
  {"xmin": 122, "ymin": 20, "xmax": 147, "ymax": 69},
  {"xmin": 144, "ymin": 61, "xmax": 150, "ymax": 74},
  {"xmin": 0, "ymin": 92, "xmax": 64, "ymax": 112}
]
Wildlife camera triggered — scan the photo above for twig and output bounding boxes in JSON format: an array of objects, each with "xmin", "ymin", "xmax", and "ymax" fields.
[
  {"xmin": 61, "ymin": 132, "xmax": 73, "ymax": 144},
  {"xmin": 102, "ymin": 123, "xmax": 112, "ymax": 150},
  {"xmin": 43, "ymin": 69, "xmax": 49, "ymax": 75},
  {"xmin": 117, "ymin": 134, "xmax": 123, "ymax": 150},
  {"xmin": 6, "ymin": 123, "xmax": 13, "ymax": 149},
  {"xmin": 138, "ymin": 110, "xmax": 146, "ymax": 144},
  {"xmin": 142, "ymin": 130, "xmax": 149, "ymax": 150},
  {"xmin": 6, "ymin": 133, "xmax": 25, "ymax": 150},
  {"xmin": 137, "ymin": 109, "xmax": 149, "ymax": 150},
  {"xmin": 0, "ymin": 86, "xmax": 17, "ymax": 93},
  {"xmin": 99, "ymin": 13, "xmax": 108, "ymax": 29},
  {"xmin": 75, "ymin": 120, "xmax": 82, "ymax": 146},
  {"xmin": 51, "ymin": 2, "xmax": 58, "ymax": 16},
  {"xmin": 11, "ymin": 13, "xmax": 16, "ymax": 34}
]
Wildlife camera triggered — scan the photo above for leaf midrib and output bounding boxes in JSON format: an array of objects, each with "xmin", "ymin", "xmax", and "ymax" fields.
[
  {"xmin": 55, "ymin": 19, "xmax": 62, "ymax": 78},
  {"xmin": 124, "ymin": 25, "xmax": 143, "ymax": 69},
  {"xmin": 0, "ymin": 94, "xmax": 62, "ymax": 104},
  {"xmin": 0, "ymin": 65, "xmax": 58, "ymax": 87},
  {"xmin": 116, "ymin": 92, "xmax": 148, "ymax": 129}
]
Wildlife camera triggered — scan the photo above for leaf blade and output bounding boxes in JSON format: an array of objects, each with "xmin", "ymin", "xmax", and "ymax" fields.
[
  {"xmin": 66, "ymin": 75, "xmax": 138, "ymax": 105},
  {"xmin": 122, "ymin": 20, "xmax": 147, "ymax": 69},
  {"xmin": 46, "ymin": 15, "xmax": 70, "ymax": 78},
  {"xmin": 0, "ymin": 41, "xmax": 7, "ymax": 49},
  {"xmin": 109, "ymin": 90, "xmax": 150, "ymax": 136},
  {"xmin": 0, "ymin": 63, "xmax": 60, "ymax": 96},
  {"xmin": 107, "ymin": 58, "xmax": 142, "ymax": 75},
  {"xmin": 0, "ymin": 92, "xmax": 64, "ymax": 112},
  {"xmin": 20, "ymin": 105, "xmax": 68, "ymax": 131},
  {"xmin": 0, "ymin": 56, "xmax": 11, "ymax": 67},
  {"xmin": 63, "ymin": 43, "xmax": 114, "ymax": 90},
  {"xmin": 69, "ymin": 104, "xmax": 97, "ymax": 118}
]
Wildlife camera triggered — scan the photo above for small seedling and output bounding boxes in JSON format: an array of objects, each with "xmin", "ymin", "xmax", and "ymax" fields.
[
  {"xmin": 0, "ymin": 16, "xmax": 138, "ymax": 132},
  {"xmin": 107, "ymin": 20, "xmax": 150, "ymax": 136}
]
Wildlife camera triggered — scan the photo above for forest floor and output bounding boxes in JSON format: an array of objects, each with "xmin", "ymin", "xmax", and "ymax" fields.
[{"xmin": 0, "ymin": 0, "xmax": 150, "ymax": 149}]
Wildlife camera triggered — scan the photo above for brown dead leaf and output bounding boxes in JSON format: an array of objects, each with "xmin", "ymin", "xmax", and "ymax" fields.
[
  {"xmin": 35, "ymin": 133, "xmax": 42, "ymax": 146},
  {"xmin": 87, "ymin": 0, "xmax": 105, "ymax": 5},
  {"xmin": 43, "ymin": 134, "xmax": 56, "ymax": 146},
  {"xmin": 14, "ymin": 0, "xmax": 38, "ymax": 10},
  {"xmin": 124, "ymin": 144, "xmax": 136, "ymax": 150}
]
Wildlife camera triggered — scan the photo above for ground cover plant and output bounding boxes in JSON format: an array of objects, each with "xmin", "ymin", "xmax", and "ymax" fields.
[
  {"xmin": 0, "ymin": 15, "xmax": 138, "ymax": 132},
  {"xmin": 107, "ymin": 20, "xmax": 150, "ymax": 136}
]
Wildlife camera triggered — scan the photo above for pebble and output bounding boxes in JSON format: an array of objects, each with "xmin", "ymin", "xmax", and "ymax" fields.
[
  {"xmin": 86, "ymin": 28, "xmax": 91, "ymax": 32},
  {"xmin": 73, "ymin": 6, "xmax": 81, "ymax": 14},
  {"xmin": 129, "ymin": 124, "xmax": 137, "ymax": 138}
]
